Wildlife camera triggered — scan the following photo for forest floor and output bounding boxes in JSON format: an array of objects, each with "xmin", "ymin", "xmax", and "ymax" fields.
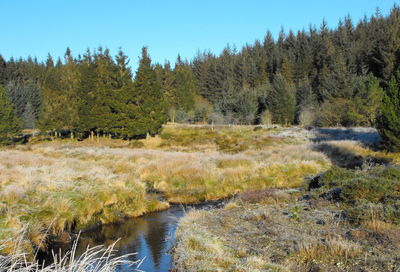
[{"xmin": 172, "ymin": 126, "xmax": 400, "ymax": 272}]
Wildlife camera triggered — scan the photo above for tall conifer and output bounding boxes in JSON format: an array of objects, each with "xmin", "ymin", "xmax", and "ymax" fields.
[{"xmin": 0, "ymin": 86, "xmax": 21, "ymax": 144}]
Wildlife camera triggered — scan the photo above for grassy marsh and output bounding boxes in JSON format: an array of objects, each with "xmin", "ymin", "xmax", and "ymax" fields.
[
  {"xmin": 173, "ymin": 129, "xmax": 400, "ymax": 272},
  {"xmin": 0, "ymin": 124, "xmax": 329, "ymax": 257}
]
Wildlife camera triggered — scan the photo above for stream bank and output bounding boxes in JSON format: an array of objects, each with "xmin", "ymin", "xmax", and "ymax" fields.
[{"xmin": 38, "ymin": 200, "xmax": 226, "ymax": 272}]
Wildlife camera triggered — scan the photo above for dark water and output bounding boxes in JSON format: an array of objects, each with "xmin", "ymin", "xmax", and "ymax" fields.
[{"xmin": 43, "ymin": 201, "xmax": 225, "ymax": 272}]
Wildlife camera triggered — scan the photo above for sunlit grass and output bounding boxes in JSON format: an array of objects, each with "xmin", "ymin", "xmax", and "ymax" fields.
[
  {"xmin": 0, "ymin": 238, "xmax": 142, "ymax": 271},
  {"xmin": 0, "ymin": 124, "xmax": 329, "ymax": 256}
]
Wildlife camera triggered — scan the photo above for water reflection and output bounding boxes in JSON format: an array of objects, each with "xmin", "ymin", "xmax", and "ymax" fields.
[
  {"xmin": 76, "ymin": 206, "xmax": 183, "ymax": 272},
  {"xmin": 42, "ymin": 201, "xmax": 225, "ymax": 272}
]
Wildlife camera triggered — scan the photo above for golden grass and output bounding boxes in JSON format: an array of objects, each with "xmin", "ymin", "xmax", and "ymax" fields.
[
  {"xmin": 0, "ymin": 238, "xmax": 142, "ymax": 271},
  {"xmin": 0, "ymin": 124, "xmax": 329, "ymax": 257},
  {"xmin": 327, "ymin": 140, "xmax": 400, "ymax": 165},
  {"xmin": 298, "ymin": 237, "xmax": 362, "ymax": 263},
  {"xmin": 138, "ymin": 145, "xmax": 328, "ymax": 203},
  {"xmin": 363, "ymin": 220, "xmax": 400, "ymax": 243},
  {"xmin": 0, "ymin": 148, "xmax": 169, "ymax": 256}
]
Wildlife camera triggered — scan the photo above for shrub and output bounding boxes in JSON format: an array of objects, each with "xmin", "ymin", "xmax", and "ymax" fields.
[{"xmin": 316, "ymin": 166, "xmax": 400, "ymax": 225}]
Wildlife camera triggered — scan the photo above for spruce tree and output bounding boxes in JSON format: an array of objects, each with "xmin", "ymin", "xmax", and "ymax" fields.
[
  {"xmin": 0, "ymin": 55, "xmax": 7, "ymax": 85},
  {"xmin": 0, "ymin": 86, "xmax": 21, "ymax": 145},
  {"xmin": 353, "ymin": 74, "xmax": 383, "ymax": 125},
  {"xmin": 377, "ymin": 70, "xmax": 400, "ymax": 152},
  {"xmin": 268, "ymin": 73, "xmax": 296, "ymax": 125},
  {"xmin": 174, "ymin": 62, "xmax": 197, "ymax": 112},
  {"xmin": 133, "ymin": 47, "xmax": 167, "ymax": 136}
]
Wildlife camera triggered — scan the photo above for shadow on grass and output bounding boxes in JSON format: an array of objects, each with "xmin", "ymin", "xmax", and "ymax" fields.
[
  {"xmin": 310, "ymin": 127, "xmax": 381, "ymax": 147},
  {"xmin": 313, "ymin": 143, "xmax": 391, "ymax": 169}
]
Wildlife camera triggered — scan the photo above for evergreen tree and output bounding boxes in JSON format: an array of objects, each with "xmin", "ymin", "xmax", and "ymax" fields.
[
  {"xmin": 77, "ymin": 51, "xmax": 104, "ymax": 136},
  {"xmin": 132, "ymin": 47, "xmax": 167, "ymax": 136},
  {"xmin": 377, "ymin": 70, "xmax": 400, "ymax": 152},
  {"xmin": 0, "ymin": 86, "xmax": 21, "ymax": 145},
  {"xmin": 6, "ymin": 80, "xmax": 41, "ymax": 128},
  {"xmin": 353, "ymin": 74, "xmax": 383, "ymax": 125},
  {"xmin": 268, "ymin": 74, "xmax": 296, "ymax": 125},
  {"xmin": 0, "ymin": 55, "xmax": 7, "ymax": 85},
  {"xmin": 173, "ymin": 62, "xmax": 197, "ymax": 112}
]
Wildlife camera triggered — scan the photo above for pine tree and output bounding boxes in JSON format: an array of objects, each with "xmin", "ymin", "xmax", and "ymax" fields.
[
  {"xmin": 0, "ymin": 55, "xmax": 7, "ymax": 85},
  {"xmin": 268, "ymin": 73, "xmax": 296, "ymax": 125},
  {"xmin": 39, "ymin": 60, "xmax": 69, "ymax": 135},
  {"xmin": 132, "ymin": 47, "xmax": 167, "ymax": 136},
  {"xmin": 0, "ymin": 86, "xmax": 21, "ymax": 145},
  {"xmin": 376, "ymin": 70, "xmax": 400, "ymax": 152},
  {"xmin": 353, "ymin": 74, "xmax": 383, "ymax": 125},
  {"xmin": 174, "ymin": 62, "xmax": 197, "ymax": 112},
  {"xmin": 6, "ymin": 80, "xmax": 42, "ymax": 129},
  {"xmin": 77, "ymin": 51, "xmax": 104, "ymax": 137}
]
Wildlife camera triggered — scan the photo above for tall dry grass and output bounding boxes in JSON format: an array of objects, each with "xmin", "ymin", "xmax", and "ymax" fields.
[
  {"xmin": 0, "ymin": 125, "xmax": 329, "ymax": 256},
  {"xmin": 0, "ymin": 238, "xmax": 143, "ymax": 272}
]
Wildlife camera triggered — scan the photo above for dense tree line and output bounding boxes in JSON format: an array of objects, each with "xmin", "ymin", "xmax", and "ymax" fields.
[
  {"xmin": 1, "ymin": 5, "xmax": 400, "ymax": 144},
  {"xmin": 0, "ymin": 47, "xmax": 168, "ymax": 140},
  {"xmin": 188, "ymin": 7, "xmax": 400, "ymax": 126}
]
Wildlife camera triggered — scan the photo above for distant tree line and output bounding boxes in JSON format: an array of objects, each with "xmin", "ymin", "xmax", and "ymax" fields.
[
  {"xmin": 0, "ymin": 47, "xmax": 167, "ymax": 142},
  {"xmin": 1, "ymin": 6, "xmax": 400, "ymax": 146}
]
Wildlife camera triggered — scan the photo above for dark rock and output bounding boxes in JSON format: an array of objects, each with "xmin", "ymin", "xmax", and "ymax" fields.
[
  {"xmin": 316, "ymin": 219, "xmax": 325, "ymax": 225},
  {"xmin": 319, "ymin": 187, "xmax": 343, "ymax": 202},
  {"xmin": 300, "ymin": 194, "xmax": 312, "ymax": 200},
  {"xmin": 308, "ymin": 174, "xmax": 322, "ymax": 190}
]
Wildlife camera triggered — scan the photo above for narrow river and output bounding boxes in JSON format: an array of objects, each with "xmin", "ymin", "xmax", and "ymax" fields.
[{"xmin": 40, "ymin": 201, "xmax": 225, "ymax": 272}]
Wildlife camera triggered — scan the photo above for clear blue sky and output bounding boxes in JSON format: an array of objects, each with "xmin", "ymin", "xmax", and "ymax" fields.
[{"xmin": 0, "ymin": 0, "xmax": 398, "ymax": 71}]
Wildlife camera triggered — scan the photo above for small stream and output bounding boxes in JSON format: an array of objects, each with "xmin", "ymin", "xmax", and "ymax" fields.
[{"xmin": 40, "ymin": 201, "xmax": 225, "ymax": 272}]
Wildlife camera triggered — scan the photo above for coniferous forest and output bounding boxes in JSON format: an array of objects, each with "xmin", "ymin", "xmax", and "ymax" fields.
[
  {"xmin": 2, "ymin": 4, "xmax": 400, "ymax": 271},
  {"xmin": 1, "ymin": 6, "xmax": 400, "ymax": 142}
]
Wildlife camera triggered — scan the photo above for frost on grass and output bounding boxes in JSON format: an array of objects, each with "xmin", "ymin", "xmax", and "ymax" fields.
[{"xmin": 0, "ymin": 125, "xmax": 329, "ymax": 256}]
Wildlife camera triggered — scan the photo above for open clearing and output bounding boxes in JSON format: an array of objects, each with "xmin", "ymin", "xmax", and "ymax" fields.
[
  {"xmin": 172, "ymin": 126, "xmax": 400, "ymax": 272},
  {"xmin": 0, "ymin": 125, "xmax": 329, "ymax": 257},
  {"xmin": 1, "ymin": 124, "xmax": 399, "ymax": 272}
]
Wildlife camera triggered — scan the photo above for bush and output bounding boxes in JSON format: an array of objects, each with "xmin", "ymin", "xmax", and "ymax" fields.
[
  {"xmin": 316, "ymin": 166, "xmax": 400, "ymax": 225},
  {"xmin": 298, "ymin": 107, "xmax": 316, "ymax": 127}
]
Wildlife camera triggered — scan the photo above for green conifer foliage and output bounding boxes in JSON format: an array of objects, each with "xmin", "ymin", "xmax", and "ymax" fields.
[
  {"xmin": 132, "ymin": 47, "xmax": 167, "ymax": 136},
  {"xmin": 173, "ymin": 63, "xmax": 197, "ymax": 112},
  {"xmin": 0, "ymin": 86, "xmax": 21, "ymax": 145},
  {"xmin": 268, "ymin": 73, "xmax": 296, "ymax": 125},
  {"xmin": 377, "ymin": 70, "xmax": 400, "ymax": 152}
]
